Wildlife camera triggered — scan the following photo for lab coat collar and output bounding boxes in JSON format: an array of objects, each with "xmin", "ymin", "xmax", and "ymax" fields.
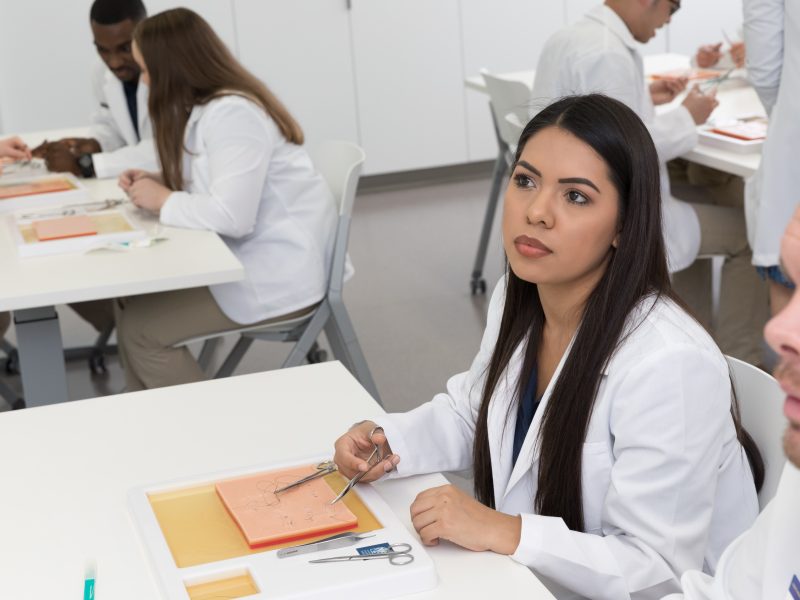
[
  {"xmin": 103, "ymin": 69, "xmax": 138, "ymax": 146},
  {"xmin": 585, "ymin": 3, "xmax": 639, "ymax": 52}
]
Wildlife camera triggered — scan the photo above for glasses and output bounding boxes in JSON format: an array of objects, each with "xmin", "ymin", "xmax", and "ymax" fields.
[{"xmin": 667, "ymin": 0, "xmax": 681, "ymax": 15}]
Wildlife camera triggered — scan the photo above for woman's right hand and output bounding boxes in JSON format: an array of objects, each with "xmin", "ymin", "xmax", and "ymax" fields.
[
  {"xmin": 333, "ymin": 420, "xmax": 400, "ymax": 482},
  {"xmin": 119, "ymin": 169, "xmax": 161, "ymax": 193}
]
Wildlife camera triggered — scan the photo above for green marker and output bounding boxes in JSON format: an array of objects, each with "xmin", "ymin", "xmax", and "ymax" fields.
[{"xmin": 84, "ymin": 561, "xmax": 96, "ymax": 600}]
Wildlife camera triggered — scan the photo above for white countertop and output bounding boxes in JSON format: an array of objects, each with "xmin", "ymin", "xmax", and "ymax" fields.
[{"xmin": 0, "ymin": 361, "xmax": 554, "ymax": 599}]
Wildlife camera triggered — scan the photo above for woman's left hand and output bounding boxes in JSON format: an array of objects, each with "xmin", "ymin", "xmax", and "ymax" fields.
[
  {"xmin": 410, "ymin": 484, "xmax": 521, "ymax": 554},
  {"xmin": 127, "ymin": 177, "xmax": 172, "ymax": 214}
]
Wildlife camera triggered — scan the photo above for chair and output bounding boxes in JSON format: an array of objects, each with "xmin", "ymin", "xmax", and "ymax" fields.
[
  {"xmin": 727, "ymin": 355, "xmax": 787, "ymax": 507},
  {"xmin": 189, "ymin": 141, "xmax": 382, "ymax": 405},
  {"xmin": 470, "ymin": 71, "xmax": 532, "ymax": 295}
]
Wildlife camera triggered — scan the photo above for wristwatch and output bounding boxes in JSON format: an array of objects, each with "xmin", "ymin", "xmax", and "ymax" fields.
[{"xmin": 77, "ymin": 153, "xmax": 96, "ymax": 178}]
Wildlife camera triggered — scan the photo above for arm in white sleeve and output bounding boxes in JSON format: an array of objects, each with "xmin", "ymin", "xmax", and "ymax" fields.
[
  {"xmin": 375, "ymin": 277, "xmax": 507, "ymax": 478},
  {"xmin": 92, "ymin": 137, "xmax": 158, "ymax": 179},
  {"xmin": 743, "ymin": 0, "xmax": 784, "ymax": 114},
  {"xmin": 160, "ymin": 101, "xmax": 272, "ymax": 238},
  {"xmin": 511, "ymin": 346, "xmax": 734, "ymax": 600},
  {"xmin": 649, "ymin": 106, "xmax": 698, "ymax": 163}
]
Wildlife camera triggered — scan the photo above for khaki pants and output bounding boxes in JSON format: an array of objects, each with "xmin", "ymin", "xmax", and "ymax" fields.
[
  {"xmin": 115, "ymin": 286, "xmax": 315, "ymax": 391},
  {"xmin": 0, "ymin": 300, "xmax": 114, "ymax": 338},
  {"xmin": 669, "ymin": 160, "xmax": 769, "ymax": 365}
]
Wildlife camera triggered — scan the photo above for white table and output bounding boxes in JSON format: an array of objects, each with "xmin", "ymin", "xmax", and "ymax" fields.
[
  {"xmin": 465, "ymin": 53, "xmax": 764, "ymax": 178},
  {"xmin": 0, "ymin": 361, "xmax": 555, "ymax": 600},
  {"xmin": 0, "ymin": 128, "xmax": 244, "ymax": 407}
]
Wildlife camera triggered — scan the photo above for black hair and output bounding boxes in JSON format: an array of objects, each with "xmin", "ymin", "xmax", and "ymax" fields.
[
  {"xmin": 90, "ymin": 0, "xmax": 146, "ymax": 25},
  {"xmin": 471, "ymin": 94, "xmax": 763, "ymax": 531}
]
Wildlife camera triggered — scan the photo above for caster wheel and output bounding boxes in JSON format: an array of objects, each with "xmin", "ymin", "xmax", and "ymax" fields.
[
  {"xmin": 307, "ymin": 349, "xmax": 328, "ymax": 364},
  {"xmin": 5, "ymin": 350, "xmax": 19, "ymax": 375},
  {"xmin": 89, "ymin": 353, "xmax": 108, "ymax": 376},
  {"xmin": 11, "ymin": 398, "xmax": 26, "ymax": 410},
  {"xmin": 470, "ymin": 278, "xmax": 487, "ymax": 295}
]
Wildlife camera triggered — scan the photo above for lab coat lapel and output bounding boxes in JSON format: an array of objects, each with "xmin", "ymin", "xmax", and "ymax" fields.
[
  {"xmin": 136, "ymin": 81, "xmax": 149, "ymax": 140},
  {"xmin": 103, "ymin": 72, "xmax": 137, "ymax": 146},
  {"xmin": 501, "ymin": 335, "xmax": 576, "ymax": 502}
]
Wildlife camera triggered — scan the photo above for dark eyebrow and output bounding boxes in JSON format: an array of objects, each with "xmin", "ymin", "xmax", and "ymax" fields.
[
  {"xmin": 558, "ymin": 177, "xmax": 600, "ymax": 193},
  {"xmin": 514, "ymin": 160, "xmax": 541, "ymax": 177}
]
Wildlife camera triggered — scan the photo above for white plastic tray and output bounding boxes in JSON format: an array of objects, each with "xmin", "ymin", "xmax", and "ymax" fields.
[{"xmin": 129, "ymin": 456, "xmax": 438, "ymax": 600}]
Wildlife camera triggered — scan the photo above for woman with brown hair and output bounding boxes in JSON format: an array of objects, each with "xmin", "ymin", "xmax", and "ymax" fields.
[
  {"xmin": 115, "ymin": 8, "xmax": 337, "ymax": 390},
  {"xmin": 333, "ymin": 95, "xmax": 761, "ymax": 599}
]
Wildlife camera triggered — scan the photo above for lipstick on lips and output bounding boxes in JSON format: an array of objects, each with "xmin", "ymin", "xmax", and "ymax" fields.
[{"xmin": 514, "ymin": 235, "xmax": 552, "ymax": 259}]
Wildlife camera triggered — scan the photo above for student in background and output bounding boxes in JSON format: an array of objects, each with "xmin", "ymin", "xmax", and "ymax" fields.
[
  {"xmin": 531, "ymin": 0, "xmax": 768, "ymax": 368},
  {"xmin": 664, "ymin": 205, "xmax": 800, "ymax": 600},
  {"xmin": 744, "ymin": 0, "xmax": 800, "ymax": 317},
  {"xmin": 333, "ymin": 95, "xmax": 760, "ymax": 600},
  {"xmin": 114, "ymin": 8, "xmax": 337, "ymax": 390},
  {"xmin": 34, "ymin": 0, "xmax": 155, "ymax": 179}
]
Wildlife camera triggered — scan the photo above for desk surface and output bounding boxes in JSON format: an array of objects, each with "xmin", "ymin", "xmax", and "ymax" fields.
[
  {"xmin": 0, "ymin": 362, "xmax": 554, "ymax": 599},
  {"xmin": 0, "ymin": 128, "xmax": 244, "ymax": 311},
  {"xmin": 466, "ymin": 54, "xmax": 764, "ymax": 178}
]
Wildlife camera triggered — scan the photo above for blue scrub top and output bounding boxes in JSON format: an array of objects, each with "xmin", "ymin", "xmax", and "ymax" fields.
[{"xmin": 512, "ymin": 368, "xmax": 541, "ymax": 466}]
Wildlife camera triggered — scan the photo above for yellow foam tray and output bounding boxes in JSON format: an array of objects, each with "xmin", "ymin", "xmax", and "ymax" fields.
[{"xmin": 148, "ymin": 472, "xmax": 382, "ymax": 568}]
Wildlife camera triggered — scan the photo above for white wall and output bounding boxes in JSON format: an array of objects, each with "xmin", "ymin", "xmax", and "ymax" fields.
[
  {"xmin": 0, "ymin": 0, "xmax": 237, "ymax": 135},
  {"xmin": 0, "ymin": 0, "xmax": 745, "ymax": 169}
]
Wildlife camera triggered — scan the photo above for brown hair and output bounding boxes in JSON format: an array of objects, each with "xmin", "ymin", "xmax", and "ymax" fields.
[{"xmin": 133, "ymin": 8, "xmax": 304, "ymax": 190}]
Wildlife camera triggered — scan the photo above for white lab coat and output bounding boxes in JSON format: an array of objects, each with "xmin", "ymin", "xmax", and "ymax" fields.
[
  {"xmin": 159, "ymin": 95, "xmax": 337, "ymax": 325},
  {"xmin": 663, "ymin": 463, "xmax": 800, "ymax": 600},
  {"xmin": 374, "ymin": 277, "xmax": 759, "ymax": 600},
  {"xmin": 89, "ymin": 63, "xmax": 157, "ymax": 178},
  {"xmin": 531, "ymin": 4, "xmax": 701, "ymax": 273},
  {"xmin": 743, "ymin": 0, "xmax": 800, "ymax": 267}
]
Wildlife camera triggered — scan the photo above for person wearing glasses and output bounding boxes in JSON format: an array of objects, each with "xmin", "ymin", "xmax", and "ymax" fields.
[{"xmin": 531, "ymin": 0, "xmax": 768, "ymax": 369}]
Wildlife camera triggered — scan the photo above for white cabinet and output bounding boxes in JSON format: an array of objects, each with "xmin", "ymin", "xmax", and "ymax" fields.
[
  {"xmin": 460, "ymin": 0, "xmax": 564, "ymax": 161},
  {"xmin": 349, "ymin": 0, "xmax": 469, "ymax": 174},
  {"xmin": 667, "ymin": 0, "xmax": 743, "ymax": 57},
  {"xmin": 233, "ymin": 0, "xmax": 360, "ymax": 151}
]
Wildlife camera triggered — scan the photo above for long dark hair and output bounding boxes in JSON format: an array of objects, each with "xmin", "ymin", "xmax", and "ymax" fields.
[
  {"xmin": 472, "ymin": 94, "xmax": 763, "ymax": 531},
  {"xmin": 133, "ymin": 8, "xmax": 304, "ymax": 191}
]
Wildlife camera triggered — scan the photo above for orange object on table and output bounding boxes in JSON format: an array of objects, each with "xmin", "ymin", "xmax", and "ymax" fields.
[
  {"xmin": 215, "ymin": 465, "xmax": 359, "ymax": 549},
  {"xmin": 33, "ymin": 215, "xmax": 98, "ymax": 241},
  {"xmin": 651, "ymin": 68, "xmax": 720, "ymax": 81},
  {"xmin": 0, "ymin": 177, "xmax": 75, "ymax": 200}
]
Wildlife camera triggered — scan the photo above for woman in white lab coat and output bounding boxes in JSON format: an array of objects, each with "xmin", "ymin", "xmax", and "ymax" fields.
[
  {"xmin": 113, "ymin": 8, "xmax": 337, "ymax": 390},
  {"xmin": 334, "ymin": 95, "xmax": 761, "ymax": 600}
]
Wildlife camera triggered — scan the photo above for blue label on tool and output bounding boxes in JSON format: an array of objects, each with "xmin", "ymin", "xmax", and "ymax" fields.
[
  {"xmin": 357, "ymin": 543, "xmax": 391, "ymax": 556},
  {"xmin": 789, "ymin": 575, "xmax": 800, "ymax": 600}
]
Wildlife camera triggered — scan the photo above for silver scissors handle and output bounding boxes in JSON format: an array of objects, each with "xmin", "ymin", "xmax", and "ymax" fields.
[
  {"xmin": 274, "ymin": 460, "xmax": 338, "ymax": 494},
  {"xmin": 330, "ymin": 426, "xmax": 384, "ymax": 504},
  {"xmin": 308, "ymin": 543, "xmax": 414, "ymax": 566}
]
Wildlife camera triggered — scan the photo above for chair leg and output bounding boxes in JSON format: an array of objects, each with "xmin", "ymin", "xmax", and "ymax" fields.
[
  {"xmin": 470, "ymin": 104, "xmax": 511, "ymax": 296},
  {"xmin": 282, "ymin": 305, "xmax": 331, "ymax": 368},
  {"xmin": 197, "ymin": 337, "xmax": 222, "ymax": 374},
  {"xmin": 213, "ymin": 336, "xmax": 255, "ymax": 379},
  {"xmin": 325, "ymin": 299, "xmax": 382, "ymax": 406}
]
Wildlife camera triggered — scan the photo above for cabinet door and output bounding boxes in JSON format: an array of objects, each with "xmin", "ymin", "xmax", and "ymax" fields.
[
  {"xmin": 460, "ymin": 0, "xmax": 564, "ymax": 161},
  {"xmin": 349, "ymin": 0, "xmax": 469, "ymax": 174},
  {"xmin": 147, "ymin": 0, "xmax": 237, "ymax": 53},
  {"xmin": 666, "ymin": 0, "xmax": 743, "ymax": 57},
  {"xmin": 233, "ymin": 0, "xmax": 360, "ymax": 150}
]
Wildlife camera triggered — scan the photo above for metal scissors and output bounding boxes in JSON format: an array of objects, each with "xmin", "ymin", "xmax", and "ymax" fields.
[
  {"xmin": 309, "ymin": 543, "xmax": 414, "ymax": 566},
  {"xmin": 330, "ymin": 426, "xmax": 383, "ymax": 504},
  {"xmin": 274, "ymin": 426, "xmax": 385, "ymax": 504},
  {"xmin": 699, "ymin": 67, "xmax": 735, "ymax": 92},
  {"xmin": 273, "ymin": 460, "xmax": 338, "ymax": 493}
]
